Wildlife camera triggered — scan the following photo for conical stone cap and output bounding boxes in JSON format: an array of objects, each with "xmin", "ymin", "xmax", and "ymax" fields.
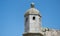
[{"xmin": 24, "ymin": 3, "xmax": 41, "ymax": 17}]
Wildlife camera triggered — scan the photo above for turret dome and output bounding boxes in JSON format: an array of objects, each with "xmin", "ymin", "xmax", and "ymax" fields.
[{"xmin": 24, "ymin": 3, "xmax": 41, "ymax": 17}]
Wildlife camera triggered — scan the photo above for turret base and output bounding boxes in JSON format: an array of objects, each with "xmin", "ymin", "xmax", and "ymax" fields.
[{"xmin": 23, "ymin": 33, "xmax": 43, "ymax": 36}]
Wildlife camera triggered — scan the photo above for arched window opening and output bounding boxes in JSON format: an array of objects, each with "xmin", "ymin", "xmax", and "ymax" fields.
[{"xmin": 33, "ymin": 16, "xmax": 35, "ymax": 20}]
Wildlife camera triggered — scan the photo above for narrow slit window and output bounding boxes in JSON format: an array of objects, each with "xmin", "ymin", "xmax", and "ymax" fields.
[
  {"xmin": 33, "ymin": 16, "xmax": 35, "ymax": 20},
  {"xmin": 26, "ymin": 18, "xmax": 28, "ymax": 22}
]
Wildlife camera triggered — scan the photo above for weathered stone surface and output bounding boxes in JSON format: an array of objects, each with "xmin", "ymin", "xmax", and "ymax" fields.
[
  {"xmin": 56, "ymin": 30, "xmax": 60, "ymax": 36},
  {"xmin": 42, "ymin": 28, "xmax": 60, "ymax": 36}
]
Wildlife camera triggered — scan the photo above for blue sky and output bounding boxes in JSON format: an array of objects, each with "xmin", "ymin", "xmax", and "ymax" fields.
[{"xmin": 0, "ymin": 0, "xmax": 60, "ymax": 36}]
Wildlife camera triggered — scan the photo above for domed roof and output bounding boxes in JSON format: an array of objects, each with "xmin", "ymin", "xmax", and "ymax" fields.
[{"xmin": 24, "ymin": 3, "xmax": 41, "ymax": 17}]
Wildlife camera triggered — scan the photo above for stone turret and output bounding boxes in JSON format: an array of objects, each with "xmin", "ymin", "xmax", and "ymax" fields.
[{"xmin": 23, "ymin": 3, "xmax": 43, "ymax": 36}]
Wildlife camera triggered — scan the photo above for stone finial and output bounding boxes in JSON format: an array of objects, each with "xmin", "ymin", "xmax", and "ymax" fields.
[{"xmin": 31, "ymin": 2, "xmax": 35, "ymax": 8}]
